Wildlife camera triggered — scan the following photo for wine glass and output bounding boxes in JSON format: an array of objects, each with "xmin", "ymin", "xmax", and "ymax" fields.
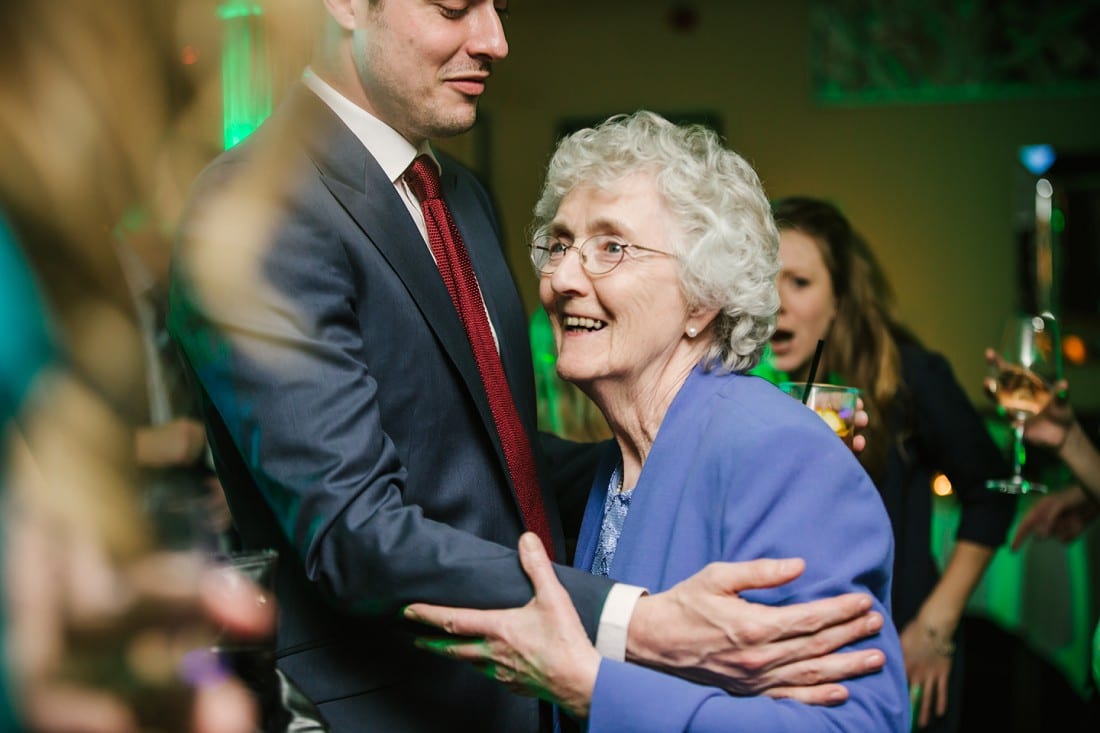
[{"xmin": 983, "ymin": 312, "xmax": 1062, "ymax": 494}]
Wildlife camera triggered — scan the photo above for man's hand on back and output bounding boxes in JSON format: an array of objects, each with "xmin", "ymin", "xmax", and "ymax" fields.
[{"xmin": 627, "ymin": 558, "xmax": 886, "ymax": 706}]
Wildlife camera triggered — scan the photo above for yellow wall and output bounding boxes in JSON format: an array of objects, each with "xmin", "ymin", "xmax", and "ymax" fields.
[{"xmin": 437, "ymin": 0, "xmax": 1100, "ymax": 406}]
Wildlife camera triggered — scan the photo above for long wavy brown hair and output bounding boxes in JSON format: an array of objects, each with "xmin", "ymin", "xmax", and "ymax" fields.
[{"xmin": 772, "ymin": 196, "xmax": 919, "ymax": 480}]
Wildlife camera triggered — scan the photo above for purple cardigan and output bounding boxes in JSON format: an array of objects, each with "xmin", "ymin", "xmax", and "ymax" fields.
[{"xmin": 575, "ymin": 367, "xmax": 910, "ymax": 732}]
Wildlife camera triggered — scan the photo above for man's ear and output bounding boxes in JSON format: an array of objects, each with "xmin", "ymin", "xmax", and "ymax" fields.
[{"xmin": 323, "ymin": 0, "xmax": 357, "ymax": 31}]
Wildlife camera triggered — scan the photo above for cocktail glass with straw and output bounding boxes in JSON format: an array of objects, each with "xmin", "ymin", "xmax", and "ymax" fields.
[{"xmin": 778, "ymin": 339, "xmax": 862, "ymax": 447}]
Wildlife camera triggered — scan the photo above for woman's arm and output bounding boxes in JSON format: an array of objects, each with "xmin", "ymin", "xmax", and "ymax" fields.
[
  {"xmin": 1040, "ymin": 400, "xmax": 1100, "ymax": 500},
  {"xmin": 900, "ymin": 540, "xmax": 993, "ymax": 727},
  {"xmin": 899, "ymin": 346, "xmax": 1017, "ymax": 726}
]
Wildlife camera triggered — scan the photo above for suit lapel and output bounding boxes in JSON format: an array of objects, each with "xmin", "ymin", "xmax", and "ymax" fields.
[{"xmin": 289, "ymin": 90, "xmax": 511, "ymax": 484}]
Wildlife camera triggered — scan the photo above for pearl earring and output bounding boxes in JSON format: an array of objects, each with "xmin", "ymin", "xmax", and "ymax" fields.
[{"xmin": 686, "ymin": 326, "xmax": 698, "ymax": 338}]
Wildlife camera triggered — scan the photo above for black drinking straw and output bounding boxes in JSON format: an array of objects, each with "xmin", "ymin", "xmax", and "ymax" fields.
[{"xmin": 802, "ymin": 339, "xmax": 825, "ymax": 404}]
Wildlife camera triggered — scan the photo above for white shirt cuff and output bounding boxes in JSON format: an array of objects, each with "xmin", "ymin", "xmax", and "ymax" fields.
[{"xmin": 594, "ymin": 583, "xmax": 648, "ymax": 661}]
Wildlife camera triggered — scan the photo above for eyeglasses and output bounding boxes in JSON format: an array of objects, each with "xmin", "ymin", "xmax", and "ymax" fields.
[{"xmin": 529, "ymin": 234, "xmax": 677, "ymax": 276}]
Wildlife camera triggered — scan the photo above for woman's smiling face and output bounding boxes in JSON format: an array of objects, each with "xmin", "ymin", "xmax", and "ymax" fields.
[{"xmin": 538, "ymin": 172, "xmax": 692, "ymax": 392}]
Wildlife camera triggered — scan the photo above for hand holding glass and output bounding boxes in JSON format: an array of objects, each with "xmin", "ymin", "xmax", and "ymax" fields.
[
  {"xmin": 779, "ymin": 383, "xmax": 861, "ymax": 447},
  {"xmin": 983, "ymin": 313, "xmax": 1062, "ymax": 494}
]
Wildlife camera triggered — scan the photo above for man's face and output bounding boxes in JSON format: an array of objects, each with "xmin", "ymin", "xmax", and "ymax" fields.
[{"xmin": 350, "ymin": 0, "xmax": 508, "ymax": 143}]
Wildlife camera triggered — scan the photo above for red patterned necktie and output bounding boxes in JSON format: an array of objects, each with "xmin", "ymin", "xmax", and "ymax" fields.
[{"xmin": 404, "ymin": 155, "xmax": 555, "ymax": 560}]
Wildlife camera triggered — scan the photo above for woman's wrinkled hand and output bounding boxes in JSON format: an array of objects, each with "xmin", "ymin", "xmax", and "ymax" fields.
[{"xmin": 404, "ymin": 533, "xmax": 601, "ymax": 719}]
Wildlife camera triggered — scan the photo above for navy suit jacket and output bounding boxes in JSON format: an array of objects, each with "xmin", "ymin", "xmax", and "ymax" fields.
[
  {"xmin": 169, "ymin": 86, "xmax": 609, "ymax": 732},
  {"xmin": 574, "ymin": 368, "xmax": 910, "ymax": 732}
]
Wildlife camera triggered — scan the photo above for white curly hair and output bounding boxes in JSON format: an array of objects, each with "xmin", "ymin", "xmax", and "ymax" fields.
[{"xmin": 530, "ymin": 110, "xmax": 779, "ymax": 373}]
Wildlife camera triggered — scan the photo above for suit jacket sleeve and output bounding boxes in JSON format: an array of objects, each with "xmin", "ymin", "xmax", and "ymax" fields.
[{"xmin": 169, "ymin": 146, "xmax": 611, "ymax": 635}]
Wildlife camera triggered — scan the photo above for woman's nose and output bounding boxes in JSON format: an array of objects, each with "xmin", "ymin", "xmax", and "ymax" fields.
[{"xmin": 549, "ymin": 247, "xmax": 589, "ymax": 294}]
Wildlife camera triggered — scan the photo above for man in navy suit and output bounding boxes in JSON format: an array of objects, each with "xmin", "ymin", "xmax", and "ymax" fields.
[{"xmin": 169, "ymin": 1, "xmax": 888, "ymax": 730}]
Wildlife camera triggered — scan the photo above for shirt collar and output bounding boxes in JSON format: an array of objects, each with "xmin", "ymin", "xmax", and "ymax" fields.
[{"xmin": 302, "ymin": 67, "xmax": 437, "ymax": 183}]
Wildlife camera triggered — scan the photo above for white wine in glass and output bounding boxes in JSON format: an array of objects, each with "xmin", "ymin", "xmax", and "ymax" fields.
[{"xmin": 983, "ymin": 313, "xmax": 1061, "ymax": 494}]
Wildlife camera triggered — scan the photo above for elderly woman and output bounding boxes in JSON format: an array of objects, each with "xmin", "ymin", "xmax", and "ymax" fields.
[{"xmin": 405, "ymin": 111, "xmax": 909, "ymax": 731}]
